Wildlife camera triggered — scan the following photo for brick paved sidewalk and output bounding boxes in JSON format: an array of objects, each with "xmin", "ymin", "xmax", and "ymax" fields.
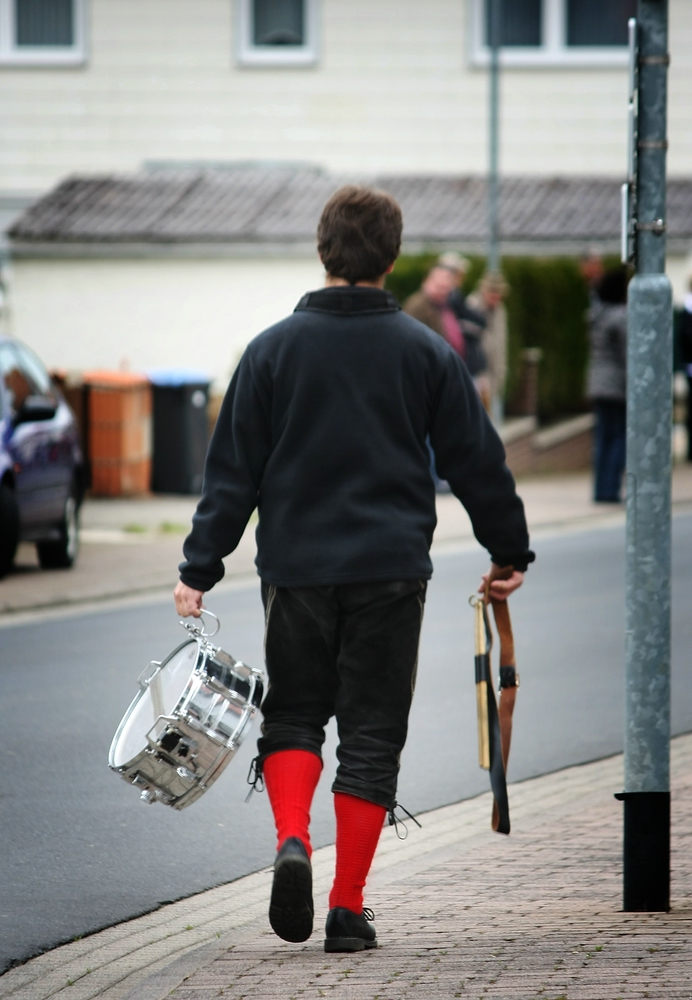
[
  {"xmin": 5, "ymin": 737, "xmax": 688, "ymax": 1000},
  {"xmin": 168, "ymin": 738, "xmax": 692, "ymax": 1000}
]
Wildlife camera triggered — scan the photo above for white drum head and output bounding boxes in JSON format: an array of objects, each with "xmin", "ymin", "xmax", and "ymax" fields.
[{"xmin": 111, "ymin": 641, "xmax": 198, "ymax": 768}]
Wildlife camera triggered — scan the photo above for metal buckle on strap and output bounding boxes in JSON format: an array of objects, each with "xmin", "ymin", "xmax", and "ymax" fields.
[{"xmin": 499, "ymin": 665, "xmax": 520, "ymax": 689}]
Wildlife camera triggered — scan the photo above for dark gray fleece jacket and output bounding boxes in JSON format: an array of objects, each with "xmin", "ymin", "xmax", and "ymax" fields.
[{"xmin": 179, "ymin": 286, "xmax": 533, "ymax": 591}]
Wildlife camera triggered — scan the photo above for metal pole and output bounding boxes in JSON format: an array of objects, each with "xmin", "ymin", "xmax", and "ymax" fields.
[
  {"xmin": 487, "ymin": 0, "xmax": 500, "ymax": 273},
  {"xmin": 621, "ymin": 0, "xmax": 671, "ymax": 912}
]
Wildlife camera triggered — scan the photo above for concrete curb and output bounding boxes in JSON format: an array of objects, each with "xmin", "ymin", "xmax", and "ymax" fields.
[{"xmin": 6, "ymin": 738, "xmax": 691, "ymax": 1000}]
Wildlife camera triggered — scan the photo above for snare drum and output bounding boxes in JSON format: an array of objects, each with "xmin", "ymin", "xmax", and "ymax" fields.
[{"xmin": 108, "ymin": 611, "xmax": 264, "ymax": 809}]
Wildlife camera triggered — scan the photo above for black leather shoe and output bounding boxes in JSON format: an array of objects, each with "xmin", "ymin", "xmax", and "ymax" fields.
[
  {"xmin": 324, "ymin": 906, "xmax": 377, "ymax": 952},
  {"xmin": 269, "ymin": 837, "xmax": 313, "ymax": 943}
]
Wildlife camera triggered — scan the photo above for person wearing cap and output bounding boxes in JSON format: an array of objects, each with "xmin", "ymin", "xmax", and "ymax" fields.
[
  {"xmin": 465, "ymin": 272, "xmax": 509, "ymax": 423},
  {"xmin": 437, "ymin": 252, "xmax": 488, "ymax": 332},
  {"xmin": 404, "ymin": 255, "xmax": 489, "ymax": 378},
  {"xmin": 438, "ymin": 252, "xmax": 490, "ymax": 389},
  {"xmin": 403, "ymin": 263, "xmax": 465, "ymax": 356}
]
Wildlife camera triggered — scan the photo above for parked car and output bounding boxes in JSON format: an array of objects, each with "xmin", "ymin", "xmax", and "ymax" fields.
[{"xmin": 0, "ymin": 336, "xmax": 85, "ymax": 578}]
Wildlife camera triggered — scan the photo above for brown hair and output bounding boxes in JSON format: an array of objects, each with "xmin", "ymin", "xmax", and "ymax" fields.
[{"xmin": 317, "ymin": 185, "xmax": 402, "ymax": 284}]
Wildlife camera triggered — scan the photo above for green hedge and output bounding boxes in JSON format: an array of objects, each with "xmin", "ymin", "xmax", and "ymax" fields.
[{"xmin": 386, "ymin": 254, "xmax": 603, "ymax": 421}]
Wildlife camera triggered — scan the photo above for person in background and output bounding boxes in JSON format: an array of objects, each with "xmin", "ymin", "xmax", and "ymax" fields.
[
  {"xmin": 438, "ymin": 252, "xmax": 487, "ymax": 327},
  {"xmin": 438, "ymin": 252, "xmax": 489, "ymax": 385},
  {"xmin": 678, "ymin": 276, "xmax": 692, "ymax": 462},
  {"xmin": 465, "ymin": 273, "xmax": 509, "ymax": 424},
  {"xmin": 403, "ymin": 263, "xmax": 465, "ymax": 357},
  {"xmin": 580, "ymin": 249, "xmax": 605, "ymax": 305},
  {"xmin": 586, "ymin": 266, "xmax": 629, "ymax": 503},
  {"xmin": 404, "ymin": 264, "xmax": 469, "ymax": 491}
]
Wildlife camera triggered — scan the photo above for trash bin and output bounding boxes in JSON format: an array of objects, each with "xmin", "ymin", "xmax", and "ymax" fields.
[
  {"xmin": 147, "ymin": 369, "xmax": 211, "ymax": 494},
  {"xmin": 83, "ymin": 371, "xmax": 152, "ymax": 496}
]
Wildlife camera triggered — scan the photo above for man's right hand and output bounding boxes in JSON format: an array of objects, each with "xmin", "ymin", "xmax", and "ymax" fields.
[{"xmin": 174, "ymin": 581, "xmax": 205, "ymax": 618}]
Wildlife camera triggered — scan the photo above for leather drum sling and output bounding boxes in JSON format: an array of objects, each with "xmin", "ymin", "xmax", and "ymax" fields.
[{"xmin": 470, "ymin": 565, "xmax": 519, "ymax": 835}]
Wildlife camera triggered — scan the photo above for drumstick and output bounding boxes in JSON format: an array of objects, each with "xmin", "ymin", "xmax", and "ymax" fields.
[{"xmin": 474, "ymin": 597, "xmax": 491, "ymax": 770}]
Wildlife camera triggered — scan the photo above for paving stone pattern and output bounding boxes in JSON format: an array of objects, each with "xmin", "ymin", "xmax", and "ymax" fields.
[
  {"xmin": 171, "ymin": 744, "xmax": 692, "ymax": 1000},
  {"xmin": 2, "ymin": 741, "xmax": 689, "ymax": 1000}
]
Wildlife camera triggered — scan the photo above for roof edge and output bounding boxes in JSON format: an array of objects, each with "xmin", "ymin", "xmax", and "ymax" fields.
[{"xmin": 9, "ymin": 237, "xmax": 691, "ymax": 260}]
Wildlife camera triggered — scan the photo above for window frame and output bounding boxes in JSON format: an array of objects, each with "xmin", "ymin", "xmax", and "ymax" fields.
[
  {"xmin": 235, "ymin": 0, "xmax": 318, "ymax": 68},
  {"xmin": 0, "ymin": 0, "xmax": 87, "ymax": 67},
  {"xmin": 469, "ymin": 0, "xmax": 629, "ymax": 68}
]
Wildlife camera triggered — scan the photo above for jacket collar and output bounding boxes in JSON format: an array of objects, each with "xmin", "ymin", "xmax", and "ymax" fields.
[{"xmin": 295, "ymin": 286, "xmax": 400, "ymax": 316}]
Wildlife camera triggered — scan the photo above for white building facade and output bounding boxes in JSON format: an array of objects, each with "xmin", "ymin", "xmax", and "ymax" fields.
[
  {"xmin": 2, "ymin": 0, "xmax": 691, "ymax": 386},
  {"xmin": 0, "ymin": 0, "xmax": 690, "ymax": 196}
]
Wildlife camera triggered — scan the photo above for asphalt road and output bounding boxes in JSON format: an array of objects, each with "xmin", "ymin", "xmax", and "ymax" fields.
[{"xmin": 1, "ymin": 515, "xmax": 691, "ymax": 973}]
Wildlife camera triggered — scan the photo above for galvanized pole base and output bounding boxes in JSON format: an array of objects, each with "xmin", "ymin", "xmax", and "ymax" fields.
[
  {"xmin": 622, "ymin": 0, "xmax": 672, "ymax": 913},
  {"xmin": 623, "ymin": 271, "xmax": 672, "ymax": 912},
  {"xmin": 616, "ymin": 791, "xmax": 670, "ymax": 911}
]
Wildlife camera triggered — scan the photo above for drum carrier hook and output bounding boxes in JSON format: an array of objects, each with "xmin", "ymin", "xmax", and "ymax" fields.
[{"xmin": 180, "ymin": 608, "xmax": 220, "ymax": 643}]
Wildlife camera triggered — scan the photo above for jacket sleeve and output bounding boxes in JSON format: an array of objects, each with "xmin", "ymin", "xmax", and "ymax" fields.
[
  {"xmin": 429, "ymin": 351, "xmax": 534, "ymax": 571},
  {"xmin": 178, "ymin": 350, "xmax": 272, "ymax": 591}
]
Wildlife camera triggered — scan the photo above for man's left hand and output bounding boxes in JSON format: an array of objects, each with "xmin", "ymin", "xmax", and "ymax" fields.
[{"xmin": 478, "ymin": 562, "xmax": 524, "ymax": 602}]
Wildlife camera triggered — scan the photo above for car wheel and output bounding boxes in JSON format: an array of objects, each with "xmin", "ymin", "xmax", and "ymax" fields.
[
  {"xmin": 36, "ymin": 490, "xmax": 80, "ymax": 569},
  {"xmin": 0, "ymin": 480, "xmax": 20, "ymax": 579}
]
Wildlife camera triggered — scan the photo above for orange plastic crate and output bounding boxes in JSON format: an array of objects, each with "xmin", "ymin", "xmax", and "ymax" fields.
[
  {"xmin": 83, "ymin": 372, "xmax": 152, "ymax": 497},
  {"xmin": 90, "ymin": 458, "xmax": 151, "ymax": 497}
]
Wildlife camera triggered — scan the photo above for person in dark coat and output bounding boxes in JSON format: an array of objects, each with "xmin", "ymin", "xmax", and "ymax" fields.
[
  {"xmin": 678, "ymin": 278, "xmax": 692, "ymax": 462},
  {"xmin": 174, "ymin": 186, "xmax": 534, "ymax": 953},
  {"xmin": 587, "ymin": 267, "xmax": 629, "ymax": 502},
  {"xmin": 438, "ymin": 252, "xmax": 489, "ymax": 379}
]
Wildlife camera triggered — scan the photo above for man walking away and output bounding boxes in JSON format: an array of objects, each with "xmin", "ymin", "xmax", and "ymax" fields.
[{"xmin": 174, "ymin": 186, "xmax": 534, "ymax": 953}]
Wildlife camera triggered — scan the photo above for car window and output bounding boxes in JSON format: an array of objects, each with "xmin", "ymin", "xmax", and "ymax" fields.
[
  {"xmin": 13, "ymin": 342, "xmax": 54, "ymax": 397},
  {"xmin": 0, "ymin": 342, "xmax": 46, "ymax": 417}
]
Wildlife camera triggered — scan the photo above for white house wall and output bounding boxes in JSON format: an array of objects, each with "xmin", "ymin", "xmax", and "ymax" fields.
[
  {"xmin": 7, "ymin": 256, "xmax": 325, "ymax": 389},
  {"xmin": 7, "ymin": 251, "xmax": 691, "ymax": 388},
  {"xmin": 0, "ymin": 0, "xmax": 691, "ymax": 195}
]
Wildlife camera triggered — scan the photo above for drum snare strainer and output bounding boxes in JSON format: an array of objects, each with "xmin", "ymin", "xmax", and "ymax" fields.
[{"xmin": 109, "ymin": 610, "xmax": 264, "ymax": 809}]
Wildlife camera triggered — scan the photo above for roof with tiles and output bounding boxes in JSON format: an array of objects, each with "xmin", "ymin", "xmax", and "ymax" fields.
[{"xmin": 8, "ymin": 167, "xmax": 692, "ymax": 249}]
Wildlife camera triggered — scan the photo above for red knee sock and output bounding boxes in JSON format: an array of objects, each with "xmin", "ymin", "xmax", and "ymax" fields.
[
  {"xmin": 263, "ymin": 749, "xmax": 323, "ymax": 857},
  {"xmin": 329, "ymin": 792, "xmax": 387, "ymax": 914}
]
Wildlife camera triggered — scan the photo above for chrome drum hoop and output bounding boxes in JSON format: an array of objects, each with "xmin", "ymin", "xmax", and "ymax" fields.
[{"xmin": 108, "ymin": 620, "xmax": 264, "ymax": 810}]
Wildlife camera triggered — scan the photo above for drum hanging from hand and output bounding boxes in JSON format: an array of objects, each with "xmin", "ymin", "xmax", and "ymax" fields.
[{"xmin": 108, "ymin": 611, "xmax": 264, "ymax": 809}]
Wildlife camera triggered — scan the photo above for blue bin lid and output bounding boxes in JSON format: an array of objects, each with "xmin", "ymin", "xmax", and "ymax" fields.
[{"xmin": 146, "ymin": 368, "xmax": 211, "ymax": 387}]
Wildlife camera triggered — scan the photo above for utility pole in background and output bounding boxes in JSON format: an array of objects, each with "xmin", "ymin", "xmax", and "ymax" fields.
[
  {"xmin": 618, "ymin": 0, "xmax": 672, "ymax": 912},
  {"xmin": 487, "ymin": 0, "xmax": 501, "ymax": 273}
]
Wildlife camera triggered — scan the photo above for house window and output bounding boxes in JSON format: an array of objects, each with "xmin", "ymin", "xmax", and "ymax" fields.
[
  {"xmin": 485, "ymin": 0, "xmax": 542, "ymax": 48},
  {"xmin": 236, "ymin": 0, "xmax": 318, "ymax": 66},
  {"xmin": 17, "ymin": 0, "xmax": 73, "ymax": 46},
  {"xmin": 473, "ymin": 0, "xmax": 635, "ymax": 66},
  {"xmin": 0, "ymin": 0, "xmax": 86, "ymax": 65},
  {"xmin": 566, "ymin": 0, "xmax": 636, "ymax": 47},
  {"xmin": 253, "ymin": 0, "xmax": 303, "ymax": 46}
]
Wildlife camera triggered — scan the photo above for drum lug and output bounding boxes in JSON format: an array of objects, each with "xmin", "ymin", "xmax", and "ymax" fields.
[
  {"xmin": 138, "ymin": 661, "xmax": 162, "ymax": 687},
  {"xmin": 140, "ymin": 789, "xmax": 157, "ymax": 804}
]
